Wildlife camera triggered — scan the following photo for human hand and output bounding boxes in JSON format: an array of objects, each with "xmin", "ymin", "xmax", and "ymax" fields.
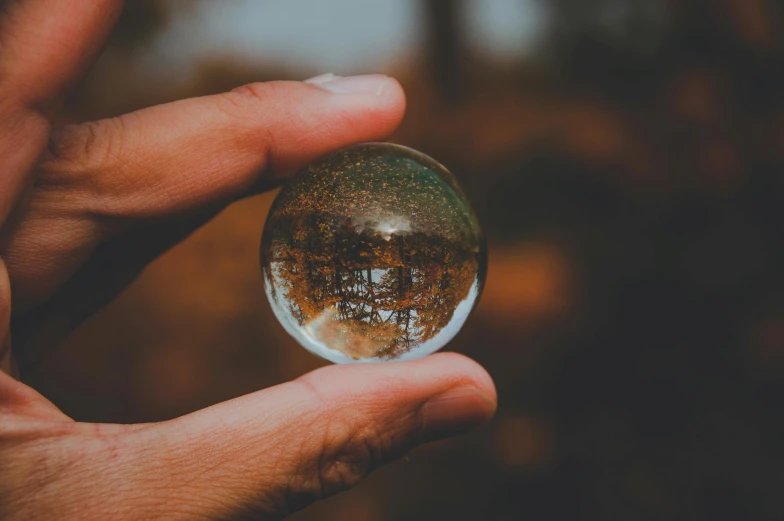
[{"xmin": 0, "ymin": 1, "xmax": 496, "ymax": 519}]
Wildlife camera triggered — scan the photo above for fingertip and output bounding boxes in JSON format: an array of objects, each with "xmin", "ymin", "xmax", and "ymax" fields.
[
  {"xmin": 238, "ymin": 76, "xmax": 407, "ymax": 177},
  {"xmin": 421, "ymin": 385, "xmax": 496, "ymax": 440},
  {"xmin": 304, "ymin": 351, "xmax": 496, "ymax": 414},
  {"xmin": 377, "ymin": 76, "xmax": 407, "ymax": 123},
  {"xmin": 316, "ymin": 74, "xmax": 406, "ymax": 140},
  {"xmin": 409, "ymin": 352, "xmax": 498, "ymax": 411},
  {"xmin": 409, "ymin": 354, "xmax": 496, "ymax": 441}
]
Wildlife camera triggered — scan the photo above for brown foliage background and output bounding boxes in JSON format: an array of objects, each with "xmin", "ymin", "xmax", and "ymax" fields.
[{"xmin": 25, "ymin": 1, "xmax": 784, "ymax": 520}]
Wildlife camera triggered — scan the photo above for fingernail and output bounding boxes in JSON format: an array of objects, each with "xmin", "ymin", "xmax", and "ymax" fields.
[
  {"xmin": 304, "ymin": 72, "xmax": 336, "ymax": 85},
  {"xmin": 310, "ymin": 74, "xmax": 391, "ymax": 96},
  {"xmin": 421, "ymin": 386, "xmax": 496, "ymax": 440}
]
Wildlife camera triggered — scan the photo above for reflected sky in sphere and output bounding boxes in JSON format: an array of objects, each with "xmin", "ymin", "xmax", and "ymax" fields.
[{"xmin": 260, "ymin": 143, "xmax": 486, "ymax": 363}]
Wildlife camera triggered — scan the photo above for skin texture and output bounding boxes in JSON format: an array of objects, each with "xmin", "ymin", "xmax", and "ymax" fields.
[{"xmin": 0, "ymin": 1, "xmax": 497, "ymax": 520}]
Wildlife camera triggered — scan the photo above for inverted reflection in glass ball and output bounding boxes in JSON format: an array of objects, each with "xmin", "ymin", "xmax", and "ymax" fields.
[{"xmin": 261, "ymin": 143, "xmax": 486, "ymax": 363}]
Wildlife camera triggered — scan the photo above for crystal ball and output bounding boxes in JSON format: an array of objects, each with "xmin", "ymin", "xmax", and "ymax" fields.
[{"xmin": 261, "ymin": 143, "xmax": 486, "ymax": 363}]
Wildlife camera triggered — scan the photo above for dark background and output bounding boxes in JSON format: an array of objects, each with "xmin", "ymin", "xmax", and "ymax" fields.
[{"xmin": 26, "ymin": 1, "xmax": 784, "ymax": 519}]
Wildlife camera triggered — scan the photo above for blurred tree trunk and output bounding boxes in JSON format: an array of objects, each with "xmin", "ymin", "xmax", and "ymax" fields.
[{"xmin": 424, "ymin": 0, "xmax": 465, "ymax": 104}]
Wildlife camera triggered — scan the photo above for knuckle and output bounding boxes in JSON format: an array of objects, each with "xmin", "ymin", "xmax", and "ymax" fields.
[
  {"xmin": 286, "ymin": 420, "xmax": 398, "ymax": 508},
  {"xmin": 38, "ymin": 117, "xmax": 142, "ymax": 221},
  {"xmin": 222, "ymin": 81, "xmax": 297, "ymax": 119},
  {"xmin": 217, "ymin": 82, "xmax": 281, "ymax": 152},
  {"xmin": 42, "ymin": 118, "xmax": 125, "ymax": 179},
  {"xmin": 316, "ymin": 429, "xmax": 378, "ymax": 494},
  {"xmin": 223, "ymin": 82, "xmax": 277, "ymax": 116},
  {"xmin": 230, "ymin": 80, "xmax": 294, "ymax": 103},
  {"xmin": 229, "ymin": 82, "xmax": 269, "ymax": 104}
]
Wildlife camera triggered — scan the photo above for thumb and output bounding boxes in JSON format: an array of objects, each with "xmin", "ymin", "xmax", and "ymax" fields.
[{"xmin": 124, "ymin": 353, "xmax": 496, "ymax": 520}]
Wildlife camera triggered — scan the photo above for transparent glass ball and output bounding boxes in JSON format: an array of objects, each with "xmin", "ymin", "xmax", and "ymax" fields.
[{"xmin": 261, "ymin": 143, "xmax": 486, "ymax": 363}]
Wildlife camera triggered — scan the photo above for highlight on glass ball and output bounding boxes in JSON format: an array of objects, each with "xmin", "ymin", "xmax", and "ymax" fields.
[{"xmin": 260, "ymin": 143, "xmax": 486, "ymax": 364}]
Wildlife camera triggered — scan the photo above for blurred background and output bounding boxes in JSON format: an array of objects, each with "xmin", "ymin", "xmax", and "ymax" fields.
[{"xmin": 25, "ymin": 0, "xmax": 784, "ymax": 519}]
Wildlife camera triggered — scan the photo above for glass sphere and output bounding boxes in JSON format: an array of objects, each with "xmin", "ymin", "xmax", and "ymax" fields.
[{"xmin": 261, "ymin": 143, "xmax": 486, "ymax": 363}]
